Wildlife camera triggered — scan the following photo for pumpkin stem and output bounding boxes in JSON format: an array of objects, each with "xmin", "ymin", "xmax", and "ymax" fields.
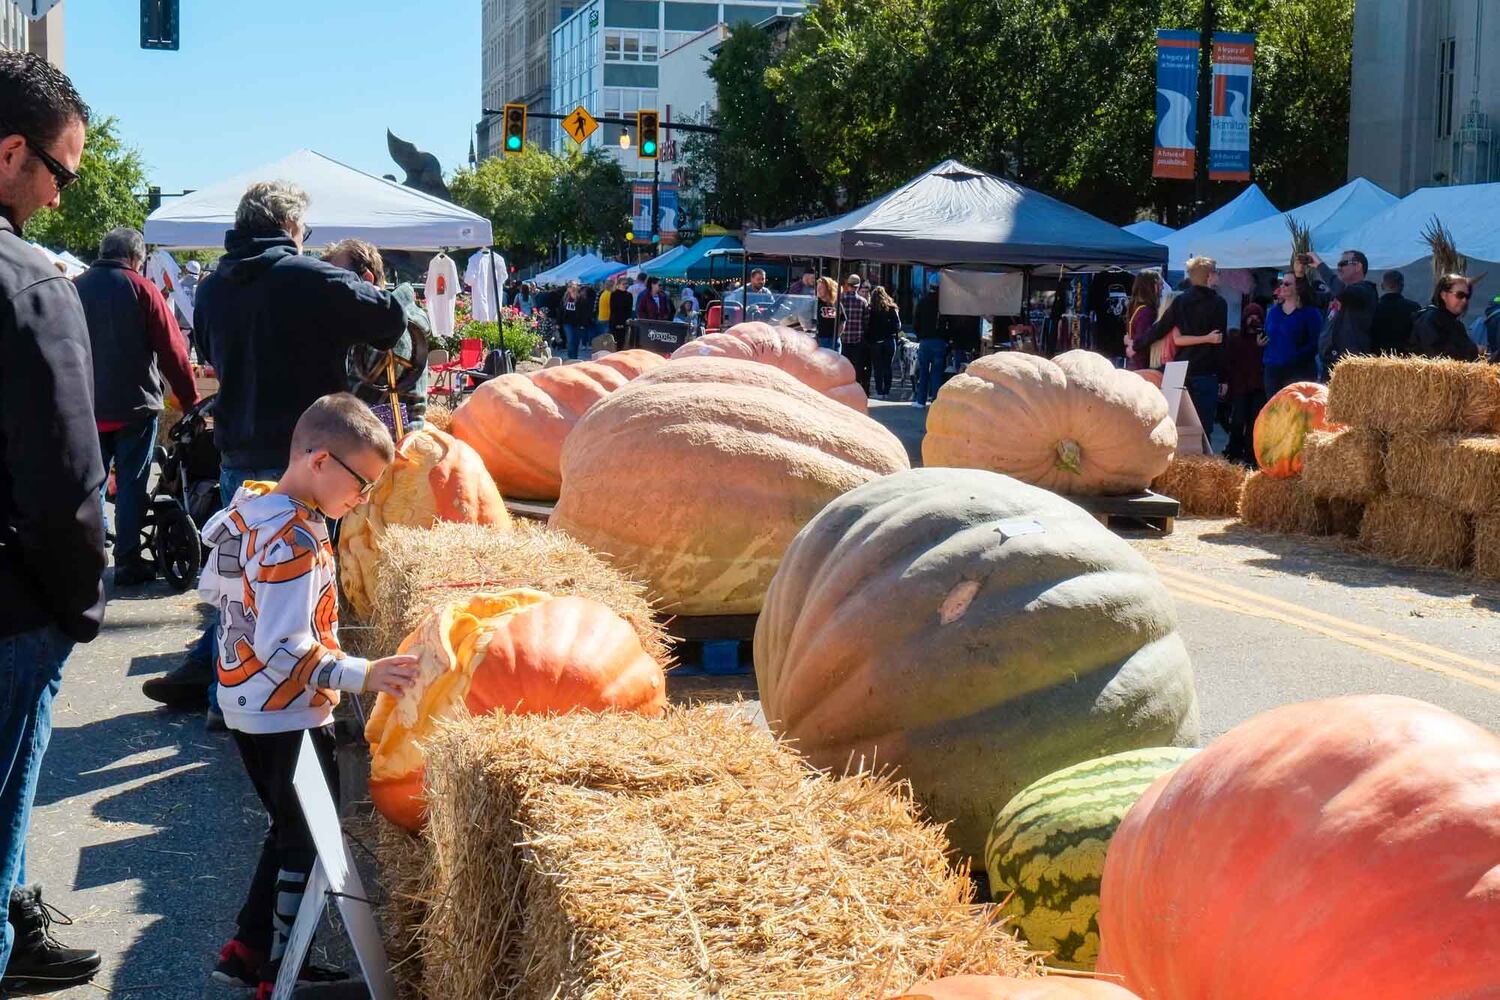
[{"xmin": 1055, "ymin": 439, "xmax": 1083, "ymax": 475}]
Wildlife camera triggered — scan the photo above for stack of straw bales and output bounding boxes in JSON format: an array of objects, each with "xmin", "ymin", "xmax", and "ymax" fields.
[
  {"xmin": 1310, "ymin": 356, "xmax": 1500, "ymax": 575},
  {"xmin": 379, "ymin": 707, "xmax": 1038, "ymax": 999},
  {"xmin": 1152, "ymin": 454, "xmax": 1248, "ymax": 516}
]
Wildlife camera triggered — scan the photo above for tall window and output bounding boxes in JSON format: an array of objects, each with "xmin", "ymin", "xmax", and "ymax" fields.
[{"xmin": 1437, "ymin": 36, "xmax": 1457, "ymax": 139}]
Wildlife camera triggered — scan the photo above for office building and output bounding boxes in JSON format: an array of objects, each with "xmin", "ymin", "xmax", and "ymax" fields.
[
  {"xmin": 1349, "ymin": 0, "xmax": 1500, "ymax": 194},
  {"xmin": 548, "ymin": 0, "xmax": 801, "ymax": 177},
  {"xmin": 1, "ymin": 2, "xmax": 62, "ymax": 67},
  {"xmin": 478, "ymin": 0, "xmax": 570, "ymax": 159}
]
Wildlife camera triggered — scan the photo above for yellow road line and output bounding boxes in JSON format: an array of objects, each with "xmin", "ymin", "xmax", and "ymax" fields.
[
  {"xmin": 1154, "ymin": 563, "xmax": 1500, "ymax": 677},
  {"xmin": 1160, "ymin": 579, "xmax": 1500, "ymax": 695}
]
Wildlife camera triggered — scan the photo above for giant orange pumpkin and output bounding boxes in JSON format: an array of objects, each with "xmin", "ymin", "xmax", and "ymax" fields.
[
  {"xmin": 889, "ymin": 975, "xmax": 1141, "ymax": 999},
  {"xmin": 671, "ymin": 321, "xmax": 868, "ymax": 411},
  {"xmin": 550, "ymin": 358, "xmax": 909, "ymax": 615},
  {"xmin": 924, "ymin": 351, "xmax": 1176, "ymax": 496},
  {"xmin": 1097, "ymin": 694, "xmax": 1500, "ymax": 1000},
  {"xmin": 450, "ymin": 349, "xmax": 666, "ymax": 500},
  {"xmin": 366, "ymin": 590, "xmax": 667, "ymax": 830},
  {"xmin": 339, "ymin": 427, "xmax": 510, "ymax": 619},
  {"xmin": 1252, "ymin": 381, "xmax": 1334, "ymax": 479}
]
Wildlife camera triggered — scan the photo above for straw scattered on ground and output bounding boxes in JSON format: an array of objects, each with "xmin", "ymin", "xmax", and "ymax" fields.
[
  {"xmin": 1358, "ymin": 494, "xmax": 1473, "ymax": 571},
  {"xmin": 1326, "ymin": 355, "xmax": 1500, "ymax": 433},
  {"xmin": 1301, "ymin": 427, "xmax": 1386, "ymax": 502},
  {"xmin": 1476, "ymin": 516, "xmax": 1500, "ymax": 581},
  {"xmin": 1239, "ymin": 471, "xmax": 1330, "ymax": 535},
  {"xmin": 364, "ymin": 521, "xmax": 667, "ymax": 662},
  {"xmin": 1152, "ymin": 455, "xmax": 1247, "ymax": 516},
  {"xmin": 1385, "ymin": 433, "xmax": 1500, "ymax": 516},
  {"xmin": 388, "ymin": 707, "xmax": 1038, "ymax": 1000}
]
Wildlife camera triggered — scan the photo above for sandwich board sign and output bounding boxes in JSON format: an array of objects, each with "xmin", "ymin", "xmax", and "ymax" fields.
[{"xmin": 1161, "ymin": 360, "xmax": 1211, "ymax": 455}]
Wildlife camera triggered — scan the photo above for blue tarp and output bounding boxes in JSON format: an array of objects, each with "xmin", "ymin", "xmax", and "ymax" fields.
[{"xmin": 648, "ymin": 236, "xmax": 745, "ymax": 280}]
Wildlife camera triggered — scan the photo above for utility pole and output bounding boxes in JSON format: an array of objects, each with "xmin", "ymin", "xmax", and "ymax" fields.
[
  {"xmin": 1195, "ymin": 0, "xmax": 1216, "ymax": 214},
  {"xmin": 651, "ymin": 155, "xmax": 661, "ymax": 243}
]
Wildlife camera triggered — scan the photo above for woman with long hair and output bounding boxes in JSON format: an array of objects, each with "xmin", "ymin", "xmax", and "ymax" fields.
[
  {"xmin": 559, "ymin": 280, "xmax": 588, "ymax": 360},
  {"xmin": 1262, "ymin": 270, "xmax": 1322, "ymax": 396},
  {"xmin": 814, "ymin": 275, "xmax": 844, "ymax": 351},
  {"xmin": 866, "ymin": 285, "xmax": 901, "ymax": 399},
  {"xmin": 1411, "ymin": 274, "xmax": 1480, "ymax": 360},
  {"xmin": 1124, "ymin": 271, "xmax": 1160, "ymax": 370}
]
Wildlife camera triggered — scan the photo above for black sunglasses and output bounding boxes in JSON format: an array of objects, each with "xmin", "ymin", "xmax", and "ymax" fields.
[
  {"xmin": 315, "ymin": 449, "xmax": 377, "ymax": 498},
  {"xmin": 1450, "ymin": 289, "xmax": 1471, "ymax": 300},
  {"xmin": 4, "ymin": 127, "xmax": 78, "ymax": 192},
  {"xmin": 1337, "ymin": 259, "xmax": 1358, "ymax": 268}
]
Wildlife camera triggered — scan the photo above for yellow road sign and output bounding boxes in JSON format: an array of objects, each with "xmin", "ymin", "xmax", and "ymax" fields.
[{"xmin": 564, "ymin": 106, "xmax": 599, "ymax": 144}]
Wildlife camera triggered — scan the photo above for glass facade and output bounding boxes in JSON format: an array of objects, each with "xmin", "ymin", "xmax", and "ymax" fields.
[{"xmin": 551, "ymin": 0, "xmax": 801, "ymax": 175}]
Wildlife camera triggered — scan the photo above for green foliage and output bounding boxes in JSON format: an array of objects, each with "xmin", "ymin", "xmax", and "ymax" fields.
[
  {"xmin": 438, "ymin": 309, "xmax": 544, "ymax": 362},
  {"xmin": 24, "ymin": 117, "xmax": 146, "ymax": 258},
  {"xmin": 550, "ymin": 148, "xmax": 630, "ymax": 248}
]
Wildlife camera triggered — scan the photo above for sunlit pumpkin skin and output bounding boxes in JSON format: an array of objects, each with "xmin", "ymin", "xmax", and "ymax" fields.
[
  {"xmin": 1097, "ymin": 694, "xmax": 1500, "ymax": 1000},
  {"xmin": 451, "ymin": 349, "xmax": 666, "ymax": 500},
  {"xmin": 670, "ymin": 321, "xmax": 868, "ymax": 412},
  {"xmin": 366, "ymin": 590, "xmax": 667, "ymax": 830},
  {"xmin": 1252, "ymin": 381, "xmax": 1333, "ymax": 479},
  {"xmin": 1133, "ymin": 369, "xmax": 1163, "ymax": 390},
  {"xmin": 889, "ymin": 975, "xmax": 1142, "ymax": 999},
  {"xmin": 756, "ymin": 467, "xmax": 1198, "ymax": 861},
  {"xmin": 924, "ymin": 350, "xmax": 1176, "ymax": 496},
  {"xmin": 339, "ymin": 427, "xmax": 510, "ymax": 619},
  {"xmin": 551, "ymin": 358, "xmax": 910, "ymax": 615}
]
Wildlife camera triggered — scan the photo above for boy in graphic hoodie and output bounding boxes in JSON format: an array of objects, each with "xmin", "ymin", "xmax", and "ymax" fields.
[{"xmin": 199, "ymin": 393, "xmax": 417, "ymax": 997}]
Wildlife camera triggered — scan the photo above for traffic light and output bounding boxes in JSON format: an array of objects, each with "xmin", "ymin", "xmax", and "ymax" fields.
[
  {"xmin": 637, "ymin": 110, "xmax": 660, "ymax": 159},
  {"xmin": 141, "ymin": 0, "xmax": 179, "ymax": 50},
  {"xmin": 503, "ymin": 103, "xmax": 528, "ymax": 154}
]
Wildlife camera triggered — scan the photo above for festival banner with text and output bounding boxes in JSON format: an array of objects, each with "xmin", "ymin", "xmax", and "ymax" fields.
[
  {"xmin": 1153, "ymin": 29, "xmax": 1200, "ymax": 180},
  {"xmin": 1210, "ymin": 32, "xmax": 1256, "ymax": 180}
]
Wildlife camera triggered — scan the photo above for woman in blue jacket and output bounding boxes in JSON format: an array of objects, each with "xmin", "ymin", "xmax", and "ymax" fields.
[{"xmin": 1263, "ymin": 272, "xmax": 1322, "ymax": 397}]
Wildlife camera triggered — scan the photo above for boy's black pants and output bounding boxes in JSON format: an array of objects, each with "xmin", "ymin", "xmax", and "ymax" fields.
[{"xmin": 230, "ymin": 725, "xmax": 340, "ymax": 964}]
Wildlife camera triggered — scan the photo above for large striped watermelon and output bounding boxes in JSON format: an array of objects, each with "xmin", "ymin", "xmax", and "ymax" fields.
[{"xmin": 984, "ymin": 747, "xmax": 1196, "ymax": 970}]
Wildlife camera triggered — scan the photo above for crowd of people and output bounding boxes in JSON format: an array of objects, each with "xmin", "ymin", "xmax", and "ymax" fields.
[{"xmin": 1121, "ymin": 247, "xmax": 1500, "ymax": 461}]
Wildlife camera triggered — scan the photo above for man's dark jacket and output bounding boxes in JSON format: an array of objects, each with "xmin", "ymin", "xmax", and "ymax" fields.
[
  {"xmin": 0, "ymin": 215, "xmax": 106, "ymax": 642},
  {"xmin": 1147, "ymin": 283, "xmax": 1227, "ymax": 378},
  {"xmin": 195, "ymin": 230, "xmax": 406, "ymax": 469},
  {"xmin": 1316, "ymin": 263, "xmax": 1378, "ymax": 366},
  {"xmin": 74, "ymin": 259, "xmax": 198, "ymax": 423},
  {"xmin": 1369, "ymin": 291, "xmax": 1421, "ymax": 356}
]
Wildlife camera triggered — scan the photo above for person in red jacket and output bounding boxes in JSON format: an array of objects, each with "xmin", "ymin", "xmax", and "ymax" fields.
[
  {"xmin": 75, "ymin": 227, "xmax": 199, "ymax": 586},
  {"xmin": 635, "ymin": 275, "xmax": 674, "ymax": 321}
]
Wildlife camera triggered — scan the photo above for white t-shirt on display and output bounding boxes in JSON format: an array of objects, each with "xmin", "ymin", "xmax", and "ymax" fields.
[
  {"xmin": 425, "ymin": 253, "xmax": 460, "ymax": 340},
  {"xmin": 465, "ymin": 250, "xmax": 507, "ymax": 322}
]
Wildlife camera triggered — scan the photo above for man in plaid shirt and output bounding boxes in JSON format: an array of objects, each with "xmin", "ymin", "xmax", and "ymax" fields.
[{"xmin": 838, "ymin": 274, "xmax": 872, "ymax": 394}]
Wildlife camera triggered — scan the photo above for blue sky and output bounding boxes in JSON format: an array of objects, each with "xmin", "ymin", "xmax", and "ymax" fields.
[{"xmin": 63, "ymin": 0, "xmax": 481, "ymax": 192}]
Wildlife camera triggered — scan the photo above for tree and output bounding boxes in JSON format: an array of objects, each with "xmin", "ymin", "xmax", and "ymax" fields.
[
  {"xmin": 449, "ymin": 149, "xmax": 565, "ymax": 265},
  {"xmin": 548, "ymin": 148, "xmax": 630, "ymax": 250},
  {"xmin": 25, "ymin": 117, "xmax": 146, "ymax": 258}
]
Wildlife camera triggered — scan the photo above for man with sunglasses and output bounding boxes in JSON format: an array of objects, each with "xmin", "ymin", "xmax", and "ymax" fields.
[
  {"xmin": 1309, "ymin": 248, "xmax": 1377, "ymax": 372},
  {"xmin": 0, "ymin": 51, "xmax": 106, "ymax": 991}
]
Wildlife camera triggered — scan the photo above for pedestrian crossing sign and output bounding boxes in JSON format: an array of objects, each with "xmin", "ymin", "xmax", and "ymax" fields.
[{"xmin": 565, "ymin": 106, "xmax": 599, "ymax": 144}]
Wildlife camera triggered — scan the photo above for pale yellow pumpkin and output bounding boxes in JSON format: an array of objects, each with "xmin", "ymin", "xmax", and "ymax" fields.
[
  {"xmin": 670, "ymin": 321, "xmax": 868, "ymax": 411},
  {"xmin": 923, "ymin": 350, "xmax": 1176, "ymax": 496}
]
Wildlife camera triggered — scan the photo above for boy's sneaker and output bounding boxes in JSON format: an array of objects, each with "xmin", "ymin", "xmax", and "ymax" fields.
[
  {"xmin": 254, "ymin": 962, "xmax": 351, "ymax": 1000},
  {"xmin": 211, "ymin": 939, "xmax": 266, "ymax": 988}
]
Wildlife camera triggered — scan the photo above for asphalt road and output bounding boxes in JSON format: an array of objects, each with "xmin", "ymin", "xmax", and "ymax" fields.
[{"xmin": 17, "ymin": 398, "xmax": 1498, "ymax": 996}]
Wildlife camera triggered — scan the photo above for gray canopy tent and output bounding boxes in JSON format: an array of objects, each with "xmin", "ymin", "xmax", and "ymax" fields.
[{"xmin": 743, "ymin": 160, "xmax": 1167, "ymax": 270}]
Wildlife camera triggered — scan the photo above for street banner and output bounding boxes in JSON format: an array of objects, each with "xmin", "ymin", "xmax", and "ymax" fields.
[
  {"xmin": 630, "ymin": 181, "xmax": 680, "ymax": 242},
  {"xmin": 1153, "ymin": 29, "xmax": 1200, "ymax": 180},
  {"xmin": 1209, "ymin": 32, "xmax": 1256, "ymax": 180}
]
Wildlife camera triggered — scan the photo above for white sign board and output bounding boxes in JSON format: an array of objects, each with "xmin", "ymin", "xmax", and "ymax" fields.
[
  {"xmin": 1161, "ymin": 360, "xmax": 1211, "ymax": 455},
  {"xmin": 939, "ymin": 269, "xmax": 1026, "ymax": 316}
]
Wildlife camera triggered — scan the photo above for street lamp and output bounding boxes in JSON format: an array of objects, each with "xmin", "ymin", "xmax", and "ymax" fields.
[{"xmin": 619, "ymin": 130, "xmax": 632, "ymax": 150}]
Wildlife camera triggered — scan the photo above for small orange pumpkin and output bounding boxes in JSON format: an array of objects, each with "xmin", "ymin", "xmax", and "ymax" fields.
[
  {"xmin": 888, "ymin": 975, "xmax": 1141, "ymax": 1000},
  {"xmin": 671, "ymin": 321, "xmax": 868, "ymax": 411},
  {"xmin": 1252, "ymin": 381, "xmax": 1335, "ymax": 479},
  {"xmin": 366, "ymin": 590, "xmax": 667, "ymax": 830},
  {"xmin": 339, "ymin": 427, "xmax": 510, "ymax": 619}
]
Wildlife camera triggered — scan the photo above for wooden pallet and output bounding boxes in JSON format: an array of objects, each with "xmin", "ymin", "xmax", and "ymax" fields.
[
  {"xmin": 504, "ymin": 498, "xmax": 556, "ymax": 522},
  {"xmin": 1074, "ymin": 489, "xmax": 1179, "ymax": 537}
]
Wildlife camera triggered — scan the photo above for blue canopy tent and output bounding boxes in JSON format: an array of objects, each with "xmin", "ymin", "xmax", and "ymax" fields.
[
  {"xmin": 638, "ymin": 244, "xmax": 689, "ymax": 275},
  {"xmin": 1123, "ymin": 220, "xmax": 1176, "ymax": 241},
  {"xmin": 576, "ymin": 258, "xmax": 629, "ymax": 283},
  {"xmin": 648, "ymin": 236, "xmax": 747, "ymax": 281},
  {"xmin": 532, "ymin": 252, "xmax": 602, "ymax": 285}
]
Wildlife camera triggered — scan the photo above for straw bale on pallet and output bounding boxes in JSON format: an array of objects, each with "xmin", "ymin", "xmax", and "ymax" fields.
[
  {"xmin": 1239, "ymin": 471, "xmax": 1330, "ymax": 535},
  {"xmin": 1385, "ymin": 433, "xmax": 1500, "ymax": 517},
  {"xmin": 1358, "ymin": 494, "xmax": 1473, "ymax": 572},
  {"xmin": 1476, "ymin": 516, "xmax": 1500, "ymax": 582},
  {"xmin": 1326, "ymin": 356, "xmax": 1500, "ymax": 434},
  {"xmin": 382, "ymin": 707, "xmax": 1037, "ymax": 1000},
  {"xmin": 1301, "ymin": 428, "xmax": 1386, "ymax": 502},
  {"xmin": 1151, "ymin": 455, "xmax": 1247, "ymax": 516}
]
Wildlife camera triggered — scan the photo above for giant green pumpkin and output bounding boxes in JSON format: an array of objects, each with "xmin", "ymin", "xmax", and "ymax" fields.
[{"xmin": 755, "ymin": 468, "xmax": 1199, "ymax": 861}]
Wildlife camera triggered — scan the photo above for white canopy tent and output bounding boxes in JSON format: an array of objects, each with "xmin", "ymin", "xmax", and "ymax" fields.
[
  {"xmin": 532, "ymin": 252, "xmax": 603, "ymax": 286},
  {"xmin": 1189, "ymin": 178, "xmax": 1397, "ymax": 270},
  {"xmin": 1323, "ymin": 181, "xmax": 1500, "ymax": 281},
  {"xmin": 1155, "ymin": 183, "xmax": 1279, "ymax": 271},
  {"xmin": 144, "ymin": 149, "xmax": 493, "ymax": 250}
]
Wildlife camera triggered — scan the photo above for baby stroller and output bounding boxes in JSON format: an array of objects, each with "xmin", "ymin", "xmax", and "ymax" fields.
[{"xmin": 142, "ymin": 394, "xmax": 222, "ymax": 591}]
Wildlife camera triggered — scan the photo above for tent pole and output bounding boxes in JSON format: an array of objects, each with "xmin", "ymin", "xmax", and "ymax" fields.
[{"xmin": 490, "ymin": 245, "xmax": 510, "ymax": 374}]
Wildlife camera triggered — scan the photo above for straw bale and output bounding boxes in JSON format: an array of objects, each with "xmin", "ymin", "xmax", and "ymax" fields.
[
  {"xmin": 422, "ymin": 401, "xmax": 453, "ymax": 433},
  {"xmin": 1358, "ymin": 494, "xmax": 1473, "ymax": 571},
  {"xmin": 1476, "ymin": 516, "xmax": 1500, "ymax": 581},
  {"xmin": 1385, "ymin": 433, "xmax": 1500, "ymax": 516},
  {"xmin": 1238, "ymin": 472, "xmax": 1330, "ymax": 535},
  {"xmin": 1151, "ymin": 455, "xmax": 1247, "ymax": 516},
  {"xmin": 1301, "ymin": 428, "xmax": 1386, "ymax": 502},
  {"xmin": 415, "ymin": 708, "xmax": 1038, "ymax": 1000},
  {"xmin": 376, "ymin": 820, "xmax": 432, "ymax": 997},
  {"xmin": 365, "ymin": 521, "xmax": 667, "ymax": 662},
  {"xmin": 1326, "ymin": 498, "xmax": 1366, "ymax": 539},
  {"xmin": 1326, "ymin": 355, "xmax": 1500, "ymax": 433}
]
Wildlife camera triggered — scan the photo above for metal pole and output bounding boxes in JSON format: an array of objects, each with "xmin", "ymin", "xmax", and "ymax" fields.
[
  {"xmin": 651, "ymin": 156, "xmax": 661, "ymax": 244},
  {"xmin": 489, "ymin": 247, "xmax": 511, "ymax": 374},
  {"xmin": 1195, "ymin": 0, "xmax": 1215, "ymax": 214}
]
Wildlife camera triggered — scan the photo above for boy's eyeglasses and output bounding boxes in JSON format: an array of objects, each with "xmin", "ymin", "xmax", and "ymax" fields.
[
  {"xmin": 316, "ymin": 450, "xmax": 377, "ymax": 498},
  {"xmin": 2, "ymin": 125, "xmax": 78, "ymax": 191}
]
